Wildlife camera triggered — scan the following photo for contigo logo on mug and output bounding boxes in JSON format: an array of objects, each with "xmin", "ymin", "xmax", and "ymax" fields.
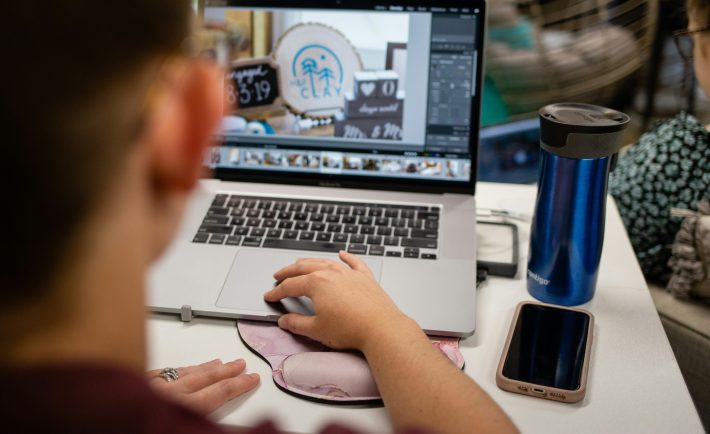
[{"xmin": 527, "ymin": 270, "xmax": 550, "ymax": 285}]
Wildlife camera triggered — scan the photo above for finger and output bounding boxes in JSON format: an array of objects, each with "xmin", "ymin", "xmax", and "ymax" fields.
[
  {"xmin": 178, "ymin": 359, "xmax": 247, "ymax": 393},
  {"xmin": 277, "ymin": 313, "xmax": 318, "ymax": 341},
  {"xmin": 264, "ymin": 274, "xmax": 313, "ymax": 302},
  {"xmin": 339, "ymin": 250, "xmax": 375, "ymax": 278},
  {"xmin": 147, "ymin": 358, "xmax": 221, "ymax": 379},
  {"xmin": 273, "ymin": 258, "xmax": 342, "ymax": 281},
  {"xmin": 189, "ymin": 373, "xmax": 260, "ymax": 415}
]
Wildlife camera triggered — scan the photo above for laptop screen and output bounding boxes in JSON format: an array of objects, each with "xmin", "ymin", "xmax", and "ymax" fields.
[{"xmin": 204, "ymin": 0, "xmax": 485, "ymax": 192}]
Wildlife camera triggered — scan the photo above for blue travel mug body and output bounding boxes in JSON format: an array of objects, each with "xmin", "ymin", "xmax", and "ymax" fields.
[{"xmin": 527, "ymin": 103, "xmax": 629, "ymax": 306}]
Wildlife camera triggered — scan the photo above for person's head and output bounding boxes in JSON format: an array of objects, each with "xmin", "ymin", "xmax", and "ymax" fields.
[
  {"xmin": 687, "ymin": 0, "xmax": 710, "ymax": 96},
  {"xmin": 2, "ymin": 1, "xmax": 222, "ymax": 352}
]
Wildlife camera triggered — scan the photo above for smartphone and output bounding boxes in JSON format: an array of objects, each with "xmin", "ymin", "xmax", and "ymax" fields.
[{"xmin": 496, "ymin": 301, "xmax": 594, "ymax": 403}]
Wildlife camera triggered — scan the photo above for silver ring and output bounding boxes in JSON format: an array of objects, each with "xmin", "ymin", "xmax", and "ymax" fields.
[{"xmin": 159, "ymin": 367, "xmax": 180, "ymax": 382}]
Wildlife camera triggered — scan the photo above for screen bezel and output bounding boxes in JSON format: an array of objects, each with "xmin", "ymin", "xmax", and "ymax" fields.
[
  {"xmin": 498, "ymin": 302, "xmax": 594, "ymax": 393},
  {"xmin": 205, "ymin": 0, "xmax": 486, "ymax": 195}
]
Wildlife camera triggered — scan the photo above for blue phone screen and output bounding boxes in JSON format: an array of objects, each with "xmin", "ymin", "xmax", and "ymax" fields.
[{"xmin": 502, "ymin": 304, "xmax": 590, "ymax": 391}]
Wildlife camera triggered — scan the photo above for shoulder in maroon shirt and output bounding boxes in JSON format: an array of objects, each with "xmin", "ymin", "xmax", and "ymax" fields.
[{"xmin": 0, "ymin": 364, "xmax": 431, "ymax": 434}]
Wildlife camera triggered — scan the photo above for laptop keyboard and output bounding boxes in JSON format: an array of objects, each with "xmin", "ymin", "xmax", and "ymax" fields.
[{"xmin": 192, "ymin": 194, "xmax": 440, "ymax": 259}]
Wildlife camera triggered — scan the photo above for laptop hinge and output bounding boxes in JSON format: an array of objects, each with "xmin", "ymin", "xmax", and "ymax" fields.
[{"xmin": 180, "ymin": 305, "xmax": 194, "ymax": 322}]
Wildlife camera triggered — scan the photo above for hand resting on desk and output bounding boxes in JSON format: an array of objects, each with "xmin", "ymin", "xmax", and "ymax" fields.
[{"xmin": 148, "ymin": 358, "xmax": 260, "ymax": 415}]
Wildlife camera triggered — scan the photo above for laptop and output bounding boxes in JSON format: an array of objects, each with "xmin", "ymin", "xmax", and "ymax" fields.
[{"xmin": 148, "ymin": 0, "xmax": 486, "ymax": 337}]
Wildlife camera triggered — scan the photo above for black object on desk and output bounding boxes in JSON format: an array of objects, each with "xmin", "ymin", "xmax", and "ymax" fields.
[{"xmin": 477, "ymin": 221, "xmax": 519, "ymax": 278}]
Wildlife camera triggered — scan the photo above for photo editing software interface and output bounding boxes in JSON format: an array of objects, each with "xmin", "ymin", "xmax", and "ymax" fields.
[{"xmin": 205, "ymin": 3, "xmax": 482, "ymax": 182}]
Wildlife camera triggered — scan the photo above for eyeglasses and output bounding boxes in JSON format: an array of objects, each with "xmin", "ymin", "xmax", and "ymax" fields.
[{"xmin": 673, "ymin": 26, "xmax": 710, "ymax": 61}]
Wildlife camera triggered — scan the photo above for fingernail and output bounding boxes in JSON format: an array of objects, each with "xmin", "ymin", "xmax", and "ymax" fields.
[
  {"xmin": 249, "ymin": 373, "xmax": 260, "ymax": 380},
  {"xmin": 234, "ymin": 358, "xmax": 245, "ymax": 365},
  {"xmin": 277, "ymin": 316, "xmax": 286, "ymax": 328}
]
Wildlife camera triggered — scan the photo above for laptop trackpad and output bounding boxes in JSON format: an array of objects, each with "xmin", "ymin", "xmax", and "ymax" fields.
[{"xmin": 216, "ymin": 249, "xmax": 383, "ymax": 316}]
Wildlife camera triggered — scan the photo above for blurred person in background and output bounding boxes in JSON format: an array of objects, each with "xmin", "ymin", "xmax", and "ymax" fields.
[{"xmin": 609, "ymin": 0, "xmax": 710, "ymax": 284}]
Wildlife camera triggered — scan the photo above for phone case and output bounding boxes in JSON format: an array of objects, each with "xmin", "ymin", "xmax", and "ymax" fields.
[{"xmin": 495, "ymin": 301, "xmax": 594, "ymax": 403}]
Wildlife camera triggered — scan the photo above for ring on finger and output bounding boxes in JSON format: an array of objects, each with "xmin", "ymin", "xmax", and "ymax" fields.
[{"xmin": 159, "ymin": 367, "xmax": 180, "ymax": 382}]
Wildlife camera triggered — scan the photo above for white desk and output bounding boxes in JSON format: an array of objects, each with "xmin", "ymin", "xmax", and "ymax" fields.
[{"xmin": 148, "ymin": 182, "xmax": 704, "ymax": 433}]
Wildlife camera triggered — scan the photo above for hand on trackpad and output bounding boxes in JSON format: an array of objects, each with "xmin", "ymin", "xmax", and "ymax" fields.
[
  {"xmin": 269, "ymin": 295, "xmax": 315, "ymax": 316},
  {"xmin": 265, "ymin": 278, "xmax": 315, "ymax": 316},
  {"xmin": 216, "ymin": 249, "xmax": 382, "ymax": 317}
]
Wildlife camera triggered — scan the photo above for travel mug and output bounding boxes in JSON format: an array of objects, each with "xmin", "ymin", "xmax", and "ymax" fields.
[{"xmin": 527, "ymin": 103, "xmax": 630, "ymax": 306}]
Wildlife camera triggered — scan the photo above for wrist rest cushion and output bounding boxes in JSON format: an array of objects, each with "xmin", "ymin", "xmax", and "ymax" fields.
[{"xmin": 237, "ymin": 320, "xmax": 464, "ymax": 404}]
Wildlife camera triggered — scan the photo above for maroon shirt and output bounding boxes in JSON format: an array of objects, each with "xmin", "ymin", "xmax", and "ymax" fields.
[{"xmin": 0, "ymin": 364, "xmax": 429, "ymax": 434}]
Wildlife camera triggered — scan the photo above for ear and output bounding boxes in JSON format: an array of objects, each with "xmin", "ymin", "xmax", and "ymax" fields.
[{"xmin": 146, "ymin": 60, "xmax": 223, "ymax": 192}]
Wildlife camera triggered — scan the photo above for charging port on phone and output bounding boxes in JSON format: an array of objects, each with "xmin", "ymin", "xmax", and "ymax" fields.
[{"xmin": 532, "ymin": 388, "xmax": 546, "ymax": 394}]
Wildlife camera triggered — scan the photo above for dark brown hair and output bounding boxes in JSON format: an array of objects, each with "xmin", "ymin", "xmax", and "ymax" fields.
[{"xmin": 1, "ymin": 1, "xmax": 191, "ymax": 304}]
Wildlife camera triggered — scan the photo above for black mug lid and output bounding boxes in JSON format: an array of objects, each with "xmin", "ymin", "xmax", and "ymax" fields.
[{"xmin": 539, "ymin": 103, "xmax": 630, "ymax": 158}]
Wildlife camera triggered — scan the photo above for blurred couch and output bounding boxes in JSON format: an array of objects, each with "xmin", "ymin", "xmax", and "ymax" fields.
[{"xmin": 648, "ymin": 284, "xmax": 710, "ymax": 431}]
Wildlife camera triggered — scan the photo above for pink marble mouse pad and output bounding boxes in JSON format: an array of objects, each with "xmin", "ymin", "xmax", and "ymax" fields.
[{"xmin": 237, "ymin": 320, "xmax": 464, "ymax": 403}]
